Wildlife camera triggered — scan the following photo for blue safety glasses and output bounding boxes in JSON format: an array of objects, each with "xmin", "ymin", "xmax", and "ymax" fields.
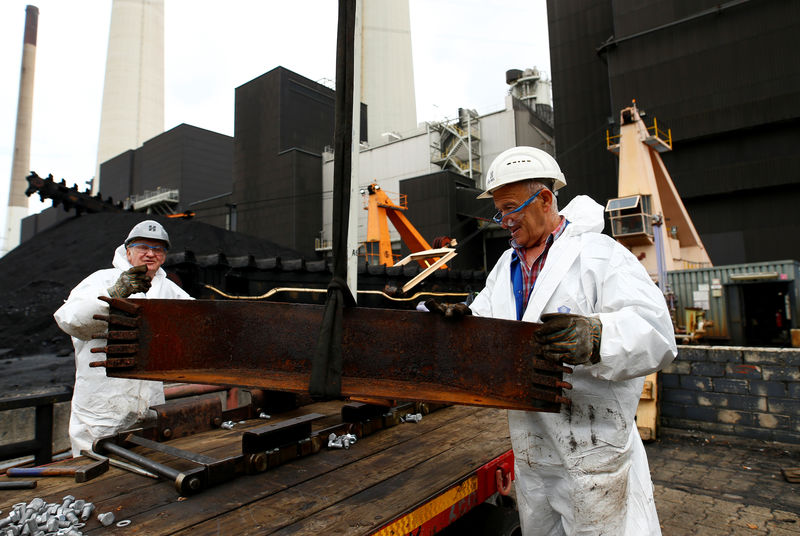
[
  {"xmin": 492, "ymin": 188, "xmax": 543, "ymax": 225},
  {"xmin": 127, "ymin": 243, "xmax": 167, "ymax": 256}
]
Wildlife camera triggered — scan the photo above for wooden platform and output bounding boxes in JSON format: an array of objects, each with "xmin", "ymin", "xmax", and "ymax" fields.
[{"xmin": 0, "ymin": 402, "xmax": 512, "ymax": 535}]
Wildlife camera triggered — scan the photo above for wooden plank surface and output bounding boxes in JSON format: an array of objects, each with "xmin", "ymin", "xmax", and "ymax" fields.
[{"xmin": 0, "ymin": 402, "xmax": 511, "ymax": 535}]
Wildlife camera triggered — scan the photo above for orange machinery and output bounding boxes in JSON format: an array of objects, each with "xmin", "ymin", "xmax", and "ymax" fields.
[{"xmin": 363, "ymin": 183, "xmax": 449, "ymax": 269}]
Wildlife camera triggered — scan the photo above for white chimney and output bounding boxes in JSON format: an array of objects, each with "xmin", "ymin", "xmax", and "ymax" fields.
[
  {"xmin": 94, "ymin": 0, "xmax": 165, "ymax": 194},
  {"xmin": 3, "ymin": 5, "xmax": 39, "ymax": 256}
]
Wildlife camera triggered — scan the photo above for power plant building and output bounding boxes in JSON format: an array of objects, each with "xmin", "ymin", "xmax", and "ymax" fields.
[{"xmin": 546, "ymin": 0, "xmax": 800, "ymax": 266}]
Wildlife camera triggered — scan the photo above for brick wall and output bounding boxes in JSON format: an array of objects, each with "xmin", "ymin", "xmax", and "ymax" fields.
[{"xmin": 660, "ymin": 346, "xmax": 800, "ymax": 444}]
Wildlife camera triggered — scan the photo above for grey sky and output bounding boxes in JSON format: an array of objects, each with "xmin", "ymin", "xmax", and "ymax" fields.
[{"xmin": 0, "ymin": 0, "xmax": 550, "ymax": 232}]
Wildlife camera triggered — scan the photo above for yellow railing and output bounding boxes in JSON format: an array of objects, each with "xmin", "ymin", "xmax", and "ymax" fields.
[
  {"xmin": 648, "ymin": 117, "xmax": 672, "ymax": 149},
  {"xmin": 606, "ymin": 117, "xmax": 671, "ymax": 150},
  {"xmin": 606, "ymin": 130, "xmax": 621, "ymax": 149}
]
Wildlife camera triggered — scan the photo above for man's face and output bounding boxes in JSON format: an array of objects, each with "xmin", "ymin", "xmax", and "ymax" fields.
[
  {"xmin": 125, "ymin": 238, "xmax": 168, "ymax": 278},
  {"xmin": 492, "ymin": 181, "xmax": 553, "ymax": 249}
]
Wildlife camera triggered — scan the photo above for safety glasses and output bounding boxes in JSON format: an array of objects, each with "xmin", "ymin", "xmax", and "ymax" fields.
[
  {"xmin": 127, "ymin": 243, "xmax": 167, "ymax": 257},
  {"xmin": 492, "ymin": 188, "xmax": 543, "ymax": 225}
]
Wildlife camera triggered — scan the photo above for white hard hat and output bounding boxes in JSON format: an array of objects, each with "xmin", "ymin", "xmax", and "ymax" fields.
[
  {"xmin": 125, "ymin": 220, "xmax": 170, "ymax": 249},
  {"xmin": 478, "ymin": 146, "xmax": 566, "ymax": 199}
]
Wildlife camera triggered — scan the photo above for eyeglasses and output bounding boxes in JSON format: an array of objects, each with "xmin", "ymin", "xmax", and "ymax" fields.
[
  {"xmin": 127, "ymin": 243, "xmax": 167, "ymax": 256},
  {"xmin": 492, "ymin": 188, "xmax": 543, "ymax": 224}
]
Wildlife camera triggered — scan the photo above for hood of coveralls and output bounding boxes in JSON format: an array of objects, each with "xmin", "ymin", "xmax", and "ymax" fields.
[{"xmin": 558, "ymin": 195, "xmax": 605, "ymax": 235}]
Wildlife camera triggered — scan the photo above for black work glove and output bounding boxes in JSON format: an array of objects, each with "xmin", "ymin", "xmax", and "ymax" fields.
[
  {"xmin": 108, "ymin": 265, "xmax": 151, "ymax": 298},
  {"xmin": 424, "ymin": 298, "xmax": 472, "ymax": 319},
  {"xmin": 535, "ymin": 313, "xmax": 602, "ymax": 365}
]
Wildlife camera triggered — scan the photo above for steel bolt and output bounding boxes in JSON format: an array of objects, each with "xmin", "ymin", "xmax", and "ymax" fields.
[
  {"xmin": 71, "ymin": 500, "xmax": 84, "ymax": 512},
  {"xmin": 0, "ymin": 519, "xmax": 9, "ymax": 529},
  {"xmin": 45, "ymin": 518, "xmax": 58, "ymax": 533},
  {"xmin": 259, "ymin": 413, "xmax": 270, "ymax": 419},
  {"xmin": 59, "ymin": 497, "xmax": 73, "ymax": 512},
  {"xmin": 220, "ymin": 421, "xmax": 235, "ymax": 430},
  {"xmin": 97, "ymin": 512, "xmax": 115, "ymax": 526},
  {"xmin": 79, "ymin": 504, "xmax": 94, "ymax": 522},
  {"xmin": 65, "ymin": 511, "xmax": 78, "ymax": 524}
]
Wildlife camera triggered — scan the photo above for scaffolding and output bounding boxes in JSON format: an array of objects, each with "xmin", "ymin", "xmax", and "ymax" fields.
[
  {"xmin": 429, "ymin": 108, "xmax": 481, "ymax": 181},
  {"xmin": 124, "ymin": 188, "xmax": 180, "ymax": 215}
]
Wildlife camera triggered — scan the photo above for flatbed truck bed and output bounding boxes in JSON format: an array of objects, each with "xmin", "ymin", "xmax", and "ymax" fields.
[{"xmin": 0, "ymin": 401, "xmax": 515, "ymax": 535}]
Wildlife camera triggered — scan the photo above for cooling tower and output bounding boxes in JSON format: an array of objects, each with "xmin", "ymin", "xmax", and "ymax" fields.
[
  {"xmin": 3, "ymin": 5, "xmax": 39, "ymax": 256},
  {"xmin": 94, "ymin": 0, "xmax": 164, "ymax": 194},
  {"xmin": 362, "ymin": 0, "xmax": 417, "ymax": 145}
]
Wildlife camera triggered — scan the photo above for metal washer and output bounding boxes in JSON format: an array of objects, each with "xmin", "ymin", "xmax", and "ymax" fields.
[{"xmin": 116, "ymin": 519, "xmax": 132, "ymax": 527}]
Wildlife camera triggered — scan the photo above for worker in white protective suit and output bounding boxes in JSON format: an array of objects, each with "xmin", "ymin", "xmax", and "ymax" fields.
[
  {"xmin": 426, "ymin": 147, "xmax": 677, "ymax": 535},
  {"xmin": 54, "ymin": 220, "xmax": 192, "ymax": 456}
]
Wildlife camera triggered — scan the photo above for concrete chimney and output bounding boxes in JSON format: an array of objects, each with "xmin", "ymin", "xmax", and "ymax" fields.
[
  {"xmin": 94, "ymin": 0, "xmax": 164, "ymax": 194},
  {"xmin": 362, "ymin": 0, "xmax": 417, "ymax": 145},
  {"xmin": 2, "ymin": 5, "xmax": 39, "ymax": 256}
]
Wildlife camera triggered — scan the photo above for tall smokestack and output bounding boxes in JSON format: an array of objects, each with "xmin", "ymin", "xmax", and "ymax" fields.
[
  {"xmin": 362, "ymin": 0, "xmax": 417, "ymax": 145},
  {"xmin": 2, "ymin": 5, "xmax": 39, "ymax": 257},
  {"xmin": 94, "ymin": 0, "xmax": 164, "ymax": 194}
]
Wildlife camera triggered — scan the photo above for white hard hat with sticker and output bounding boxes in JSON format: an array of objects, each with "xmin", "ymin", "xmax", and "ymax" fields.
[
  {"xmin": 125, "ymin": 220, "xmax": 170, "ymax": 249},
  {"xmin": 478, "ymin": 146, "xmax": 566, "ymax": 199}
]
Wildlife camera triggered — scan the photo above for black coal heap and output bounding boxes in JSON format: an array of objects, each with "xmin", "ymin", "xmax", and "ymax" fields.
[{"xmin": 0, "ymin": 213, "xmax": 305, "ymax": 357}]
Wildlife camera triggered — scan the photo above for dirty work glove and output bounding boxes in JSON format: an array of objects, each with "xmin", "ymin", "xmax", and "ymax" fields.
[
  {"xmin": 535, "ymin": 313, "xmax": 602, "ymax": 365},
  {"xmin": 107, "ymin": 265, "xmax": 151, "ymax": 298},
  {"xmin": 424, "ymin": 298, "xmax": 472, "ymax": 319}
]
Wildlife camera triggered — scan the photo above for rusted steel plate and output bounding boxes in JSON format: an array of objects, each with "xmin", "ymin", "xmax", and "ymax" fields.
[{"xmin": 92, "ymin": 299, "xmax": 571, "ymax": 411}]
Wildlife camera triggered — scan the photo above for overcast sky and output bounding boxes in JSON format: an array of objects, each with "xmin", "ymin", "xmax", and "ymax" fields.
[{"xmin": 0, "ymin": 0, "xmax": 550, "ymax": 238}]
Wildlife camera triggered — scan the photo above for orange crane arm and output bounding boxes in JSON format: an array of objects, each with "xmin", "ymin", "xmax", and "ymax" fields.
[{"xmin": 363, "ymin": 184, "xmax": 445, "ymax": 268}]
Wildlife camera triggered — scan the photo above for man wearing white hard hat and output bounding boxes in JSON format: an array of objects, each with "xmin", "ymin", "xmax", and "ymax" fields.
[
  {"xmin": 54, "ymin": 220, "xmax": 192, "ymax": 456},
  {"xmin": 431, "ymin": 147, "xmax": 677, "ymax": 535}
]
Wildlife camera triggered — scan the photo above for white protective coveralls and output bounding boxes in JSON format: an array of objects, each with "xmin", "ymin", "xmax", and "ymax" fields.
[
  {"xmin": 54, "ymin": 244, "xmax": 192, "ymax": 456},
  {"xmin": 470, "ymin": 195, "xmax": 677, "ymax": 536}
]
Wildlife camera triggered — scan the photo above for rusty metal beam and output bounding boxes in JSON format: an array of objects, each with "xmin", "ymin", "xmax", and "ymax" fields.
[{"xmin": 90, "ymin": 298, "xmax": 571, "ymax": 412}]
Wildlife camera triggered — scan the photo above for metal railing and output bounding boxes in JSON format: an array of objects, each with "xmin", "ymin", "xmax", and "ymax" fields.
[
  {"xmin": 648, "ymin": 117, "xmax": 672, "ymax": 149},
  {"xmin": 0, "ymin": 387, "xmax": 73, "ymax": 466},
  {"xmin": 124, "ymin": 188, "xmax": 180, "ymax": 211},
  {"xmin": 606, "ymin": 117, "xmax": 672, "ymax": 150}
]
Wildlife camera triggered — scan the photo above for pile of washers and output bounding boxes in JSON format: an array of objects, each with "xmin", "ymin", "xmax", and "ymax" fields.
[{"xmin": 0, "ymin": 495, "xmax": 129, "ymax": 535}]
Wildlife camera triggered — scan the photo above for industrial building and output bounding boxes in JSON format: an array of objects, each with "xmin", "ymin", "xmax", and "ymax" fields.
[
  {"xmin": 544, "ymin": 0, "xmax": 800, "ymax": 347},
  {"xmin": 22, "ymin": 64, "xmax": 552, "ymax": 271},
  {"xmin": 319, "ymin": 68, "xmax": 555, "ymax": 270},
  {"xmin": 20, "ymin": 123, "xmax": 233, "ymax": 240},
  {"xmin": 546, "ymin": 0, "xmax": 800, "ymax": 266}
]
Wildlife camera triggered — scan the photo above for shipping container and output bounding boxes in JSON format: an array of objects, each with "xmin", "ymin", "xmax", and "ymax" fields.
[{"xmin": 667, "ymin": 260, "xmax": 800, "ymax": 346}]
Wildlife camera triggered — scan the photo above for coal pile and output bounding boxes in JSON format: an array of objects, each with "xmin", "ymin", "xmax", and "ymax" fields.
[{"xmin": 0, "ymin": 212, "xmax": 307, "ymax": 357}]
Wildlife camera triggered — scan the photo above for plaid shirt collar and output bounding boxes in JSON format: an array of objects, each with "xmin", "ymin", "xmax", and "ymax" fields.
[{"xmin": 511, "ymin": 216, "xmax": 568, "ymax": 310}]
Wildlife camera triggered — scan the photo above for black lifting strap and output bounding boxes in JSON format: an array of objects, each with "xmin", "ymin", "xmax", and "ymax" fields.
[{"xmin": 310, "ymin": 0, "xmax": 357, "ymax": 399}]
